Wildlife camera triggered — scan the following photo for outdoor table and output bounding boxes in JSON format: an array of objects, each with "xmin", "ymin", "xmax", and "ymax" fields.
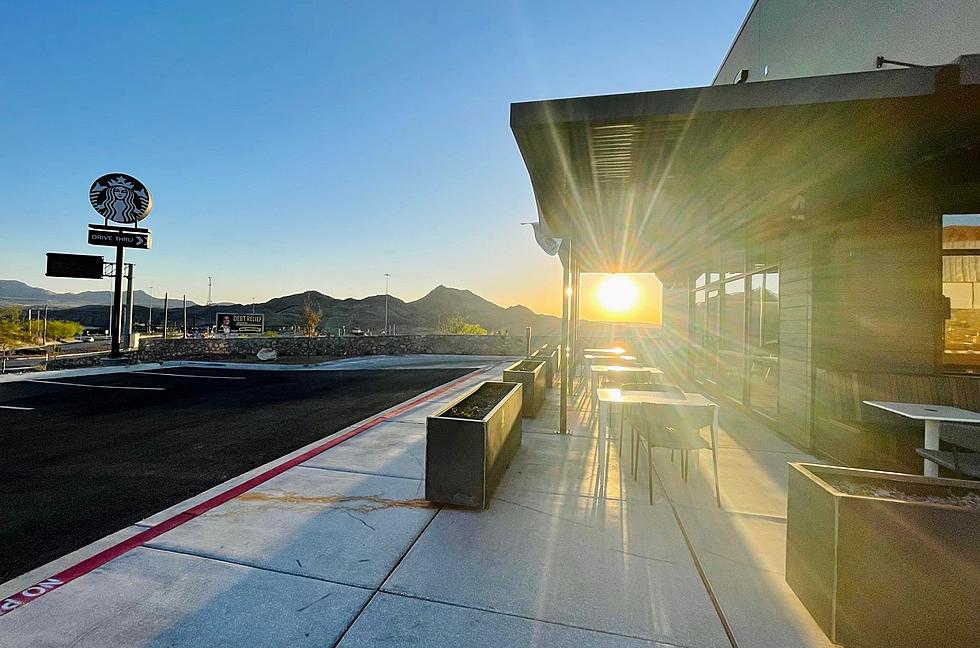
[
  {"xmin": 595, "ymin": 388, "xmax": 719, "ymax": 500},
  {"xmin": 583, "ymin": 354, "xmax": 638, "ymax": 382},
  {"xmin": 584, "ymin": 354, "xmax": 637, "ymax": 362},
  {"xmin": 589, "ymin": 365, "xmax": 663, "ymax": 412},
  {"xmin": 862, "ymin": 401, "xmax": 980, "ymax": 477},
  {"xmin": 584, "ymin": 347, "xmax": 626, "ymax": 355}
]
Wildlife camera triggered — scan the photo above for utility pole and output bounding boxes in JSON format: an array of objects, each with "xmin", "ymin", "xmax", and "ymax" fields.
[
  {"xmin": 162, "ymin": 293, "xmax": 169, "ymax": 339},
  {"xmin": 43, "ymin": 306, "xmax": 48, "ymax": 345},
  {"xmin": 207, "ymin": 277, "xmax": 212, "ymax": 306},
  {"xmin": 124, "ymin": 263, "xmax": 135, "ymax": 350},
  {"xmin": 182, "ymin": 294, "xmax": 188, "ymax": 339},
  {"xmin": 384, "ymin": 273, "xmax": 391, "ymax": 335},
  {"xmin": 147, "ymin": 286, "xmax": 153, "ymax": 333}
]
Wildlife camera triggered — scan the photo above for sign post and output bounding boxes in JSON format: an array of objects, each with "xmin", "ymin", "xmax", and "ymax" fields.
[{"xmin": 88, "ymin": 173, "xmax": 153, "ymax": 357}]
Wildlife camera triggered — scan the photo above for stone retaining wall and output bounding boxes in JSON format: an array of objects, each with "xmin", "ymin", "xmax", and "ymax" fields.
[{"xmin": 138, "ymin": 335, "xmax": 559, "ymax": 362}]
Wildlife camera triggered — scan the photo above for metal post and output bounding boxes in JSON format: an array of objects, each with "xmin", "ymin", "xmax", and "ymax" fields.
[
  {"xmin": 525, "ymin": 326, "xmax": 532, "ymax": 359},
  {"xmin": 182, "ymin": 295, "xmax": 187, "ymax": 339},
  {"xmin": 384, "ymin": 273, "xmax": 390, "ymax": 335},
  {"xmin": 110, "ymin": 246, "xmax": 125, "ymax": 357},
  {"xmin": 125, "ymin": 263, "xmax": 135, "ymax": 350},
  {"xmin": 43, "ymin": 306, "xmax": 48, "ymax": 345},
  {"xmin": 148, "ymin": 286, "xmax": 153, "ymax": 333},
  {"xmin": 559, "ymin": 240, "xmax": 571, "ymax": 434},
  {"xmin": 572, "ymin": 261, "xmax": 581, "ymax": 378},
  {"xmin": 162, "ymin": 293, "xmax": 169, "ymax": 339}
]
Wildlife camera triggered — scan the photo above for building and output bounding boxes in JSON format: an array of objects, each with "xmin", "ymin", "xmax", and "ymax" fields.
[{"xmin": 512, "ymin": 0, "xmax": 980, "ymax": 471}]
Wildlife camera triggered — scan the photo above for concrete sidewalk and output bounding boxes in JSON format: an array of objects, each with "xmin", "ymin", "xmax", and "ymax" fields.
[{"xmin": 0, "ymin": 359, "xmax": 831, "ymax": 647}]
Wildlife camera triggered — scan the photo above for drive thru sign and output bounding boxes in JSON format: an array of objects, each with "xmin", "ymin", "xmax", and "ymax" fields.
[{"xmin": 87, "ymin": 226, "xmax": 151, "ymax": 250}]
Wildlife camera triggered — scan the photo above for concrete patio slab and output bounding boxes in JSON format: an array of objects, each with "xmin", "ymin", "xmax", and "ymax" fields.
[
  {"xmin": 146, "ymin": 467, "xmax": 436, "ymax": 589},
  {"xmin": 0, "ymin": 524, "xmax": 148, "ymax": 601},
  {"xmin": 337, "ymin": 592, "xmax": 674, "ymax": 648},
  {"xmin": 302, "ymin": 421, "xmax": 426, "ymax": 480},
  {"xmin": 671, "ymin": 505, "xmax": 789, "ymax": 576},
  {"xmin": 495, "ymin": 430, "xmax": 665, "ymax": 502},
  {"xmin": 647, "ymin": 447, "xmax": 816, "ymax": 517},
  {"xmin": 695, "ymin": 552, "xmax": 835, "ymax": 648},
  {"xmin": 383, "ymin": 491, "xmax": 731, "ymax": 648},
  {"xmin": 0, "ymin": 547, "xmax": 371, "ymax": 648}
]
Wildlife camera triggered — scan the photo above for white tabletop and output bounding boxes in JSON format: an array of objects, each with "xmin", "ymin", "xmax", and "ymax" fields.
[
  {"xmin": 590, "ymin": 365, "xmax": 662, "ymax": 375},
  {"xmin": 863, "ymin": 400, "xmax": 980, "ymax": 424},
  {"xmin": 585, "ymin": 354, "xmax": 638, "ymax": 362},
  {"xmin": 598, "ymin": 388, "xmax": 713, "ymax": 407}
]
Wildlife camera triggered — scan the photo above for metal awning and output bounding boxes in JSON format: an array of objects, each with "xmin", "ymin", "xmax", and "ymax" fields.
[{"xmin": 511, "ymin": 55, "xmax": 980, "ymax": 281}]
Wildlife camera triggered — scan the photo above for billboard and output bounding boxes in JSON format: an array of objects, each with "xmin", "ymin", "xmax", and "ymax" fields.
[
  {"xmin": 215, "ymin": 313, "xmax": 264, "ymax": 334},
  {"xmin": 46, "ymin": 253, "xmax": 104, "ymax": 279}
]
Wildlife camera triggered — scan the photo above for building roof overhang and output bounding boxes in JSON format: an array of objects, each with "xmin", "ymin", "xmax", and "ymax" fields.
[{"xmin": 511, "ymin": 55, "xmax": 980, "ymax": 280}]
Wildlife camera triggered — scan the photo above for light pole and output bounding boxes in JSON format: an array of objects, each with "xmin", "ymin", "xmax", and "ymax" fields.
[
  {"xmin": 384, "ymin": 273, "xmax": 391, "ymax": 335},
  {"xmin": 147, "ymin": 286, "xmax": 153, "ymax": 333}
]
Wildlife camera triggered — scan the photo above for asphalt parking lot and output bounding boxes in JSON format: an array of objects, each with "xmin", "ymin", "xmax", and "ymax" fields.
[{"xmin": 0, "ymin": 366, "xmax": 473, "ymax": 583}]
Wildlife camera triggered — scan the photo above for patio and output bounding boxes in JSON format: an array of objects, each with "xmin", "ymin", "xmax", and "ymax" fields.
[{"xmin": 1, "ymin": 355, "xmax": 832, "ymax": 647}]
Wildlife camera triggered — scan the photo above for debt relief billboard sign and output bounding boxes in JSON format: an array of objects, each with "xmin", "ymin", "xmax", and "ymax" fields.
[{"xmin": 215, "ymin": 313, "xmax": 264, "ymax": 334}]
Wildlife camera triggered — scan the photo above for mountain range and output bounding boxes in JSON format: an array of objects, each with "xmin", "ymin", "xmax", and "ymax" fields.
[
  {"xmin": 0, "ymin": 281, "xmax": 563, "ymax": 335},
  {"xmin": 0, "ymin": 280, "xmax": 200, "ymax": 309}
]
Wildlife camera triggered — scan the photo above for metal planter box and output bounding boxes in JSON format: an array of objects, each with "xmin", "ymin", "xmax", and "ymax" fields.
[
  {"xmin": 503, "ymin": 359, "xmax": 547, "ymax": 417},
  {"xmin": 425, "ymin": 381, "xmax": 523, "ymax": 508},
  {"xmin": 531, "ymin": 346, "xmax": 559, "ymax": 387},
  {"xmin": 786, "ymin": 463, "xmax": 980, "ymax": 648}
]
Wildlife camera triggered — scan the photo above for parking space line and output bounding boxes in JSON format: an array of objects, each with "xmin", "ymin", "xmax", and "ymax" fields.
[
  {"xmin": 0, "ymin": 405, "xmax": 35, "ymax": 411},
  {"xmin": 133, "ymin": 372, "xmax": 246, "ymax": 380},
  {"xmin": 24, "ymin": 380, "xmax": 165, "ymax": 391}
]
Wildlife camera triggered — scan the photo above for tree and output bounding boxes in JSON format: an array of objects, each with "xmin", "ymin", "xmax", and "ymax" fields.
[
  {"xmin": 438, "ymin": 314, "xmax": 487, "ymax": 335},
  {"xmin": 302, "ymin": 293, "xmax": 322, "ymax": 337},
  {"xmin": 45, "ymin": 320, "xmax": 84, "ymax": 341},
  {"xmin": 0, "ymin": 306, "xmax": 31, "ymax": 365}
]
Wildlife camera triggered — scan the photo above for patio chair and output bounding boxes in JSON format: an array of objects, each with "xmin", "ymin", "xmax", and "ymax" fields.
[
  {"xmin": 617, "ymin": 383, "xmax": 684, "ymax": 449},
  {"xmin": 915, "ymin": 448, "xmax": 980, "ymax": 479},
  {"xmin": 628, "ymin": 402, "xmax": 721, "ymax": 507}
]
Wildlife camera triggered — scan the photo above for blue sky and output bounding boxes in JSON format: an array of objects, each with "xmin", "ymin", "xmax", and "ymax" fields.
[{"xmin": 0, "ymin": 1, "xmax": 751, "ymax": 314}]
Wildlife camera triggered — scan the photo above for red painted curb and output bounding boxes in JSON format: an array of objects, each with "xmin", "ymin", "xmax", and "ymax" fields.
[{"xmin": 0, "ymin": 367, "xmax": 488, "ymax": 617}]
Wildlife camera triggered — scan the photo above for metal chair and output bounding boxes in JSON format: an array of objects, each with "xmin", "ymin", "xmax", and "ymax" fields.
[
  {"xmin": 628, "ymin": 402, "xmax": 721, "ymax": 507},
  {"xmin": 916, "ymin": 448, "xmax": 980, "ymax": 479},
  {"xmin": 617, "ymin": 383, "xmax": 683, "ymax": 449}
]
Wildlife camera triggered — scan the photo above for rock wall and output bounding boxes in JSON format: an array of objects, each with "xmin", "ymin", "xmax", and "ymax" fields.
[{"xmin": 138, "ymin": 335, "xmax": 559, "ymax": 362}]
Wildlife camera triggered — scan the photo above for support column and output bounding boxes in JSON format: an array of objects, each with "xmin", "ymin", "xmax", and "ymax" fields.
[
  {"xmin": 110, "ymin": 246, "xmax": 125, "ymax": 357},
  {"xmin": 571, "ymin": 259, "xmax": 581, "ymax": 379},
  {"xmin": 559, "ymin": 240, "xmax": 572, "ymax": 434}
]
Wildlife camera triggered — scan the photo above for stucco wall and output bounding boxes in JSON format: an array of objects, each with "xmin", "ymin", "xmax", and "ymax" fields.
[{"xmin": 715, "ymin": 0, "xmax": 980, "ymax": 85}]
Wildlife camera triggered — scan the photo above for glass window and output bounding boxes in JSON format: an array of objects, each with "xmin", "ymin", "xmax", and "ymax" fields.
[
  {"xmin": 747, "ymin": 271, "xmax": 778, "ymax": 419},
  {"xmin": 942, "ymin": 215, "xmax": 980, "ymax": 371},
  {"xmin": 720, "ymin": 279, "xmax": 745, "ymax": 401},
  {"xmin": 943, "ymin": 214, "xmax": 980, "ymax": 250}
]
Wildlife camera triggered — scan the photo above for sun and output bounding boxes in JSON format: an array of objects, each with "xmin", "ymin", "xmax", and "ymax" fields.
[{"xmin": 597, "ymin": 275, "xmax": 639, "ymax": 314}]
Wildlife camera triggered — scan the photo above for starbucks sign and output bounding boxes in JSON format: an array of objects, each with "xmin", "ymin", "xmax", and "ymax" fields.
[{"xmin": 89, "ymin": 173, "xmax": 153, "ymax": 224}]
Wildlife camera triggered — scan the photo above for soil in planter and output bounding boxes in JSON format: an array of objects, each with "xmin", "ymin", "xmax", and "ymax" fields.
[
  {"xmin": 512, "ymin": 360, "xmax": 543, "ymax": 372},
  {"xmin": 826, "ymin": 476, "xmax": 980, "ymax": 510},
  {"xmin": 444, "ymin": 383, "xmax": 514, "ymax": 419}
]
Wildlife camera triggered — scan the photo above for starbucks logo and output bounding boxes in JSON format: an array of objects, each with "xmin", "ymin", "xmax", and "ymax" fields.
[{"xmin": 89, "ymin": 173, "xmax": 153, "ymax": 224}]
